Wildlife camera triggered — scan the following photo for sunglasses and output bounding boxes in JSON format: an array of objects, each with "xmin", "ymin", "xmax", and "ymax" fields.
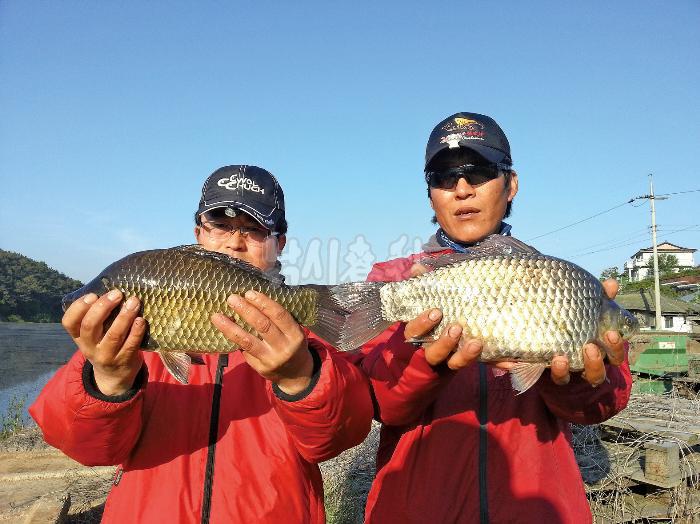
[{"xmin": 426, "ymin": 164, "xmax": 511, "ymax": 190}]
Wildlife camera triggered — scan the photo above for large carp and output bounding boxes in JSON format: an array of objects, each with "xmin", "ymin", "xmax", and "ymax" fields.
[
  {"xmin": 327, "ymin": 236, "xmax": 638, "ymax": 393},
  {"xmin": 62, "ymin": 245, "xmax": 348, "ymax": 384}
]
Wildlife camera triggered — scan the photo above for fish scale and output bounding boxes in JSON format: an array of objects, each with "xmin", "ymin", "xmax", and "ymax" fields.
[
  {"xmin": 380, "ymin": 254, "xmax": 607, "ymax": 370},
  {"xmin": 62, "ymin": 245, "xmax": 342, "ymax": 384}
]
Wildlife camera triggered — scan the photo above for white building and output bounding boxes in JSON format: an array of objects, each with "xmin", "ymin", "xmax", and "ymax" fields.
[{"xmin": 624, "ymin": 242, "xmax": 696, "ymax": 282}]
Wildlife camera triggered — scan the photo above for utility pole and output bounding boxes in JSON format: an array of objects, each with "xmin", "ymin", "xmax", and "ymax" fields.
[{"xmin": 649, "ymin": 174, "xmax": 663, "ymax": 330}]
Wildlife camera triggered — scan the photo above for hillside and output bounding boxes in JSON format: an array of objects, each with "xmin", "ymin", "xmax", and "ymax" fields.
[{"xmin": 0, "ymin": 249, "xmax": 82, "ymax": 322}]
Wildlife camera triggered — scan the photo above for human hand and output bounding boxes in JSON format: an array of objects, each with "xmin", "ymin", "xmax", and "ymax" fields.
[
  {"xmin": 211, "ymin": 290, "xmax": 314, "ymax": 395},
  {"xmin": 404, "ymin": 308, "xmax": 482, "ymax": 370},
  {"xmin": 62, "ymin": 290, "xmax": 145, "ymax": 396},
  {"xmin": 549, "ymin": 278, "xmax": 626, "ymax": 386}
]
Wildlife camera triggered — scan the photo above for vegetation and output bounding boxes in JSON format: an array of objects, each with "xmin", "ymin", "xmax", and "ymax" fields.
[
  {"xmin": 0, "ymin": 394, "xmax": 29, "ymax": 439},
  {"xmin": 0, "ymin": 249, "xmax": 82, "ymax": 322},
  {"xmin": 600, "ymin": 264, "xmax": 700, "ymax": 302}
]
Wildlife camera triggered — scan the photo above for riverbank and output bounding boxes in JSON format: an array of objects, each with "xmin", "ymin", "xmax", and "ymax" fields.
[{"xmin": 0, "ymin": 425, "xmax": 111, "ymax": 523}]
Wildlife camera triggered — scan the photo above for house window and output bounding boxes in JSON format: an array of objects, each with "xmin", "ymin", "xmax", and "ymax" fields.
[{"xmin": 664, "ymin": 316, "xmax": 673, "ymax": 329}]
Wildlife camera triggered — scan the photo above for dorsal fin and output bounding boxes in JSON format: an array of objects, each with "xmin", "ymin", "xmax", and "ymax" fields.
[
  {"xmin": 171, "ymin": 245, "xmax": 285, "ymax": 284},
  {"xmin": 419, "ymin": 235, "xmax": 540, "ymax": 271}
]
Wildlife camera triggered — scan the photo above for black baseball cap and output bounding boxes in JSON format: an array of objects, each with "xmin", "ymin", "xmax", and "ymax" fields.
[
  {"xmin": 197, "ymin": 165, "xmax": 286, "ymax": 233},
  {"xmin": 425, "ymin": 112, "xmax": 512, "ymax": 171}
]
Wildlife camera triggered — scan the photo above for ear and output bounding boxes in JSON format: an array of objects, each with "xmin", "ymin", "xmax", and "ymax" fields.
[
  {"xmin": 507, "ymin": 171, "xmax": 518, "ymax": 202},
  {"xmin": 428, "ymin": 189, "xmax": 436, "ymax": 211},
  {"xmin": 194, "ymin": 226, "xmax": 204, "ymax": 245},
  {"xmin": 276, "ymin": 234, "xmax": 286, "ymax": 254}
]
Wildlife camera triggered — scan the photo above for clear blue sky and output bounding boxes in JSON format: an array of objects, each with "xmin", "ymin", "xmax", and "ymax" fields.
[{"xmin": 1, "ymin": 1, "xmax": 698, "ymax": 285}]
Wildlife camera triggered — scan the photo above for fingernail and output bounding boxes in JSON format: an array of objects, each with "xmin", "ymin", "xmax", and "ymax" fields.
[
  {"xmin": 227, "ymin": 295, "xmax": 242, "ymax": 307},
  {"xmin": 448, "ymin": 325, "xmax": 462, "ymax": 338},
  {"xmin": 245, "ymin": 290, "xmax": 257, "ymax": 300},
  {"xmin": 585, "ymin": 345, "xmax": 601, "ymax": 359},
  {"xmin": 125, "ymin": 297, "xmax": 139, "ymax": 311},
  {"xmin": 428, "ymin": 309, "xmax": 441, "ymax": 322},
  {"xmin": 107, "ymin": 290, "xmax": 121, "ymax": 301},
  {"xmin": 607, "ymin": 331, "xmax": 620, "ymax": 344},
  {"xmin": 83, "ymin": 294, "xmax": 97, "ymax": 304}
]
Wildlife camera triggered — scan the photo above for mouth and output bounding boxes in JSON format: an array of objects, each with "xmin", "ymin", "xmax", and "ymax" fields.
[{"xmin": 454, "ymin": 207, "xmax": 480, "ymax": 220}]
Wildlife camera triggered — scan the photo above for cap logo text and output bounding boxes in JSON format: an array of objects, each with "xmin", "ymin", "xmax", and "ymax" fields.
[{"xmin": 217, "ymin": 174, "xmax": 265, "ymax": 194}]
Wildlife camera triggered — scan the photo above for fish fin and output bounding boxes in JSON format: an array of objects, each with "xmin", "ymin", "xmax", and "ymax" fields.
[
  {"xmin": 470, "ymin": 235, "xmax": 540, "ymax": 256},
  {"xmin": 509, "ymin": 362, "xmax": 547, "ymax": 394},
  {"xmin": 304, "ymin": 284, "xmax": 350, "ymax": 348},
  {"xmin": 405, "ymin": 336, "xmax": 438, "ymax": 347},
  {"xmin": 311, "ymin": 282, "xmax": 393, "ymax": 351},
  {"xmin": 171, "ymin": 245, "xmax": 285, "ymax": 284},
  {"xmin": 420, "ymin": 236, "xmax": 539, "ymax": 271},
  {"xmin": 158, "ymin": 351, "xmax": 191, "ymax": 384}
]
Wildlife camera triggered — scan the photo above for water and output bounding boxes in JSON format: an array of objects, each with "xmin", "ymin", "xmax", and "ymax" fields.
[{"xmin": 0, "ymin": 322, "xmax": 75, "ymax": 419}]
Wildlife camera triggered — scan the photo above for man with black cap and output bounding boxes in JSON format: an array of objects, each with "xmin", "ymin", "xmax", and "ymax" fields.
[
  {"xmin": 31, "ymin": 165, "xmax": 373, "ymax": 523},
  {"xmin": 355, "ymin": 114, "xmax": 632, "ymax": 523}
]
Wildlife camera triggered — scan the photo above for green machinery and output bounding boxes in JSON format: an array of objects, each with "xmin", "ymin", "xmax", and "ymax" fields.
[{"xmin": 630, "ymin": 332, "xmax": 694, "ymax": 394}]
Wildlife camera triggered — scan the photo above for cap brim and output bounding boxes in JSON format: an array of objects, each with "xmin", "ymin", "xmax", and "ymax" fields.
[{"xmin": 426, "ymin": 142, "xmax": 509, "ymax": 170}]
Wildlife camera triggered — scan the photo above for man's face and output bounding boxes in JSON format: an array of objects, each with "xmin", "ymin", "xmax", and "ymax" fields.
[
  {"xmin": 194, "ymin": 210, "xmax": 285, "ymax": 272},
  {"xmin": 428, "ymin": 154, "xmax": 518, "ymax": 244}
]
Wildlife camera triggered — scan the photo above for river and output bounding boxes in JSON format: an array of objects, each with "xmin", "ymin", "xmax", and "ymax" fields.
[{"xmin": 0, "ymin": 322, "xmax": 75, "ymax": 419}]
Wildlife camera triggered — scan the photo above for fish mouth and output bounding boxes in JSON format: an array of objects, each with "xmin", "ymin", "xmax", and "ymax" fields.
[{"xmin": 454, "ymin": 206, "xmax": 480, "ymax": 219}]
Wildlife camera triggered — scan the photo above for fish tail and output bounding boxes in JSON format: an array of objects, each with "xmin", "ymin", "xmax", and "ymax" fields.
[{"xmin": 308, "ymin": 282, "xmax": 392, "ymax": 352}]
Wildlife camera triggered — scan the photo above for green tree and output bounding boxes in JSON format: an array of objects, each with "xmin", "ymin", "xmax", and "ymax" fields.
[
  {"xmin": 657, "ymin": 254, "xmax": 679, "ymax": 276},
  {"xmin": 0, "ymin": 249, "xmax": 82, "ymax": 322},
  {"xmin": 600, "ymin": 267, "xmax": 620, "ymax": 281}
]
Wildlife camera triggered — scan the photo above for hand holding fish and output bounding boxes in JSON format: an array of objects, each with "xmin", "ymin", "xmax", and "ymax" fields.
[
  {"xmin": 546, "ymin": 279, "xmax": 626, "ymax": 387},
  {"xmin": 61, "ymin": 290, "xmax": 145, "ymax": 396},
  {"xmin": 403, "ymin": 308, "xmax": 482, "ymax": 370},
  {"xmin": 211, "ymin": 290, "xmax": 314, "ymax": 395}
]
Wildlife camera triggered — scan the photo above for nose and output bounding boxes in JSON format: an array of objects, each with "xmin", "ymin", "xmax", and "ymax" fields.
[
  {"xmin": 454, "ymin": 177, "xmax": 476, "ymax": 198},
  {"xmin": 223, "ymin": 229, "xmax": 246, "ymax": 251}
]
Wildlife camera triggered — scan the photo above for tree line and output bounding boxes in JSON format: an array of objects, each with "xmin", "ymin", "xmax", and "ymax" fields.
[{"xmin": 0, "ymin": 249, "xmax": 83, "ymax": 322}]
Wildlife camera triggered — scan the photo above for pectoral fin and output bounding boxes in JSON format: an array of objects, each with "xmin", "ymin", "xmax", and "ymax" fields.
[
  {"xmin": 509, "ymin": 362, "xmax": 547, "ymax": 394},
  {"xmin": 158, "ymin": 351, "xmax": 191, "ymax": 384}
]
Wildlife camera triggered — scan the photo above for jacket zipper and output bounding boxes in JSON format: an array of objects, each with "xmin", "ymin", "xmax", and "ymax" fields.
[
  {"xmin": 201, "ymin": 354, "xmax": 228, "ymax": 524},
  {"xmin": 478, "ymin": 363, "xmax": 489, "ymax": 524}
]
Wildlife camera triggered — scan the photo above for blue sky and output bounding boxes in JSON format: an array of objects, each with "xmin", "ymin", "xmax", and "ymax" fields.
[{"xmin": 1, "ymin": 1, "xmax": 698, "ymax": 285}]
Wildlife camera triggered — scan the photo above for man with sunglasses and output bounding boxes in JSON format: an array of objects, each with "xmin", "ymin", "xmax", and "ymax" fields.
[
  {"xmin": 31, "ymin": 165, "xmax": 373, "ymax": 523},
  {"xmin": 357, "ymin": 114, "xmax": 632, "ymax": 523}
]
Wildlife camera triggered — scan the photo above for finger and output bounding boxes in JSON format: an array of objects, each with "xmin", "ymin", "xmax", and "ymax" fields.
[
  {"xmin": 227, "ymin": 294, "xmax": 284, "ymax": 342},
  {"xmin": 446, "ymin": 337, "xmax": 482, "ymax": 371},
  {"xmin": 80, "ymin": 290, "xmax": 123, "ymax": 345},
  {"xmin": 243, "ymin": 290, "xmax": 303, "ymax": 341},
  {"xmin": 549, "ymin": 356, "xmax": 571, "ymax": 386},
  {"xmin": 492, "ymin": 361, "xmax": 516, "ymax": 370},
  {"xmin": 409, "ymin": 263, "xmax": 429, "ymax": 278},
  {"xmin": 62, "ymin": 293, "xmax": 98, "ymax": 339},
  {"xmin": 121, "ymin": 317, "xmax": 147, "ymax": 357},
  {"xmin": 602, "ymin": 279, "xmax": 619, "ymax": 300},
  {"xmin": 581, "ymin": 343, "xmax": 606, "ymax": 386},
  {"xmin": 424, "ymin": 324, "xmax": 462, "ymax": 366},
  {"xmin": 404, "ymin": 309, "xmax": 442, "ymax": 341},
  {"xmin": 101, "ymin": 296, "xmax": 142, "ymax": 352},
  {"xmin": 211, "ymin": 313, "xmax": 267, "ymax": 360},
  {"xmin": 603, "ymin": 330, "xmax": 626, "ymax": 366}
]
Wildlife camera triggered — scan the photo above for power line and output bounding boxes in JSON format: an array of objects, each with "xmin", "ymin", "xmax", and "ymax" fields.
[
  {"xmin": 525, "ymin": 200, "xmax": 634, "ymax": 241},
  {"xmin": 569, "ymin": 225, "xmax": 700, "ymax": 258},
  {"xmin": 527, "ymin": 188, "xmax": 700, "ymax": 242}
]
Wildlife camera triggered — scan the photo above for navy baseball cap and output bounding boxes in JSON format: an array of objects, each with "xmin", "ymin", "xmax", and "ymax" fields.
[
  {"xmin": 197, "ymin": 165, "xmax": 286, "ymax": 233},
  {"xmin": 425, "ymin": 112, "xmax": 512, "ymax": 170}
]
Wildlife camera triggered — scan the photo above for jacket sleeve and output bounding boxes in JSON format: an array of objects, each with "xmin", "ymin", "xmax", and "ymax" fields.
[
  {"xmin": 29, "ymin": 350, "xmax": 147, "ymax": 466},
  {"xmin": 351, "ymin": 258, "xmax": 455, "ymax": 428},
  {"xmin": 536, "ymin": 344, "xmax": 632, "ymax": 424},
  {"xmin": 357, "ymin": 323, "xmax": 454, "ymax": 427},
  {"xmin": 270, "ymin": 335, "xmax": 373, "ymax": 464}
]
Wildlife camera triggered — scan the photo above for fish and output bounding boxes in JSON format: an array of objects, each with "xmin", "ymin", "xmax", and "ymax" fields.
[
  {"xmin": 62, "ymin": 245, "xmax": 349, "ymax": 384},
  {"xmin": 327, "ymin": 235, "xmax": 639, "ymax": 394}
]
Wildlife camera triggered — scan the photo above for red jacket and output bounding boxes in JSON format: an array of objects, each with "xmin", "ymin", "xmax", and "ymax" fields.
[
  {"xmin": 357, "ymin": 251, "xmax": 632, "ymax": 524},
  {"xmin": 30, "ymin": 335, "xmax": 373, "ymax": 523}
]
